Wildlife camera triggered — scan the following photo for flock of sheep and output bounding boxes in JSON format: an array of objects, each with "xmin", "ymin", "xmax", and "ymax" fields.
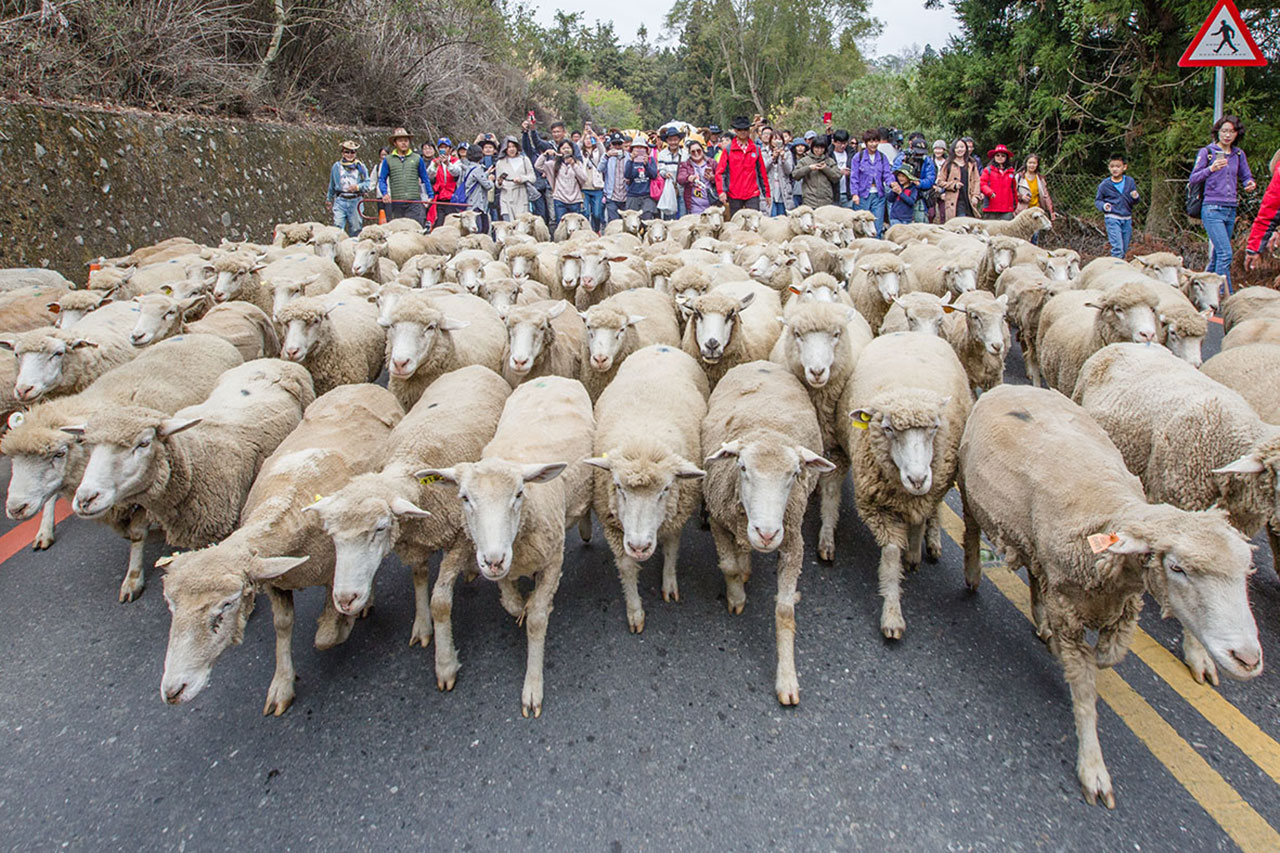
[{"xmin": 0, "ymin": 200, "xmax": 1274, "ymax": 810}]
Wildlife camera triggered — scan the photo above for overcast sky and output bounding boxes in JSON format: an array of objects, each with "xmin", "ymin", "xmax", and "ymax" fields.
[{"xmin": 532, "ymin": 0, "xmax": 960, "ymax": 59}]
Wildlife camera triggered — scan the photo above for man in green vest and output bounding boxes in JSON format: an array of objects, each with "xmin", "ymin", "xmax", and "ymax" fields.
[{"xmin": 378, "ymin": 127, "xmax": 433, "ymax": 226}]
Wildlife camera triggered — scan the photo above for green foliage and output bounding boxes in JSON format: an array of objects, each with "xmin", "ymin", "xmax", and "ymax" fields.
[{"xmin": 581, "ymin": 83, "xmax": 641, "ymax": 129}]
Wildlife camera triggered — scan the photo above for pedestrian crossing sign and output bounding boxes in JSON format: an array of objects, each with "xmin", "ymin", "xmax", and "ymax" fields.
[{"xmin": 1179, "ymin": 0, "xmax": 1266, "ymax": 67}]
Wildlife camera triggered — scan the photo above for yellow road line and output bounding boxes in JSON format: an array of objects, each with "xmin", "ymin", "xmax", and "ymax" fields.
[{"xmin": 937, "ymin": 505, "xmax": 1280, "ymax": 852}]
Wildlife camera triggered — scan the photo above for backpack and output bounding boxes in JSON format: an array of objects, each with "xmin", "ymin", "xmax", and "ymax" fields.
[{"xmin": 450, "ymin": 165, "xmax": 473, "ymax": 205}]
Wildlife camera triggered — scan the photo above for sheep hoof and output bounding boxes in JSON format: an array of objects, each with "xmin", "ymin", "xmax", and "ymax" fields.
[
  {"xmin": 1078, "ymin": 763, "xmax": 1115, "ymax": 809},
  {"xmin": 776, "ymin": 677, "xmax": 800, "ymax": 706},
  {"xmin": 408, "ymin": 622, "xmax": 432, "ymax": 648},
  {"xmin": 628, "ymin": 612, "xmax": 646, "ymax": 633},
  {"xmin": 727, "ymin": 600, "xmax": 745, "ymax": 616},
  {"xmin": 817, "ymin": 542, "xmax": 835, "ymax": 562},
  {"xmin": 880, "ymin": 608, "xmax": 905, "ymax": 640},
  {"xmin": 32, "ymin": 532, "xmax": 54, "ymax": 551},
  {"xmin": 118, "ymin": 575, "xmax": 144, "ymax": 603},
  {"xmin": 1185, "ymin": 647, "xmax": 1220, "ymax": 687},
  {"xmin": 437, "ymin": 671, "xmax": 457, "ymax": 692},
  {"xmin": 661, "ymin": 585, "xmax": 679, "ymax": 603},
  {"xmin": 262, "ymin": 681, "xmax": 295, "ymax": 716},
  {"xmin": 521, "ymin": 685, "xmax": 543, "ymax": 718}
]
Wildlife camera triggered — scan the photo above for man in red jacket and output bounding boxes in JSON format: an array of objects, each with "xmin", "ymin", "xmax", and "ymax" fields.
[
  {"xmin": 1245, "ymin": 156, "xmax": 1280, "ymax": 270},
  {"xmin": 979, "ymin": 144, "xmax": 1018, "ymax": 221},
  {"xmin": 715, "ymin": 115, "xmax": 770, "ymax": 215}
]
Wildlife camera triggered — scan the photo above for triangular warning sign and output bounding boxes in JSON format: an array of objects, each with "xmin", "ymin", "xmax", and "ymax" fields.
[{"xmin": 1179, "ymin": 0, "xmax": 1267, "ymax": 67}]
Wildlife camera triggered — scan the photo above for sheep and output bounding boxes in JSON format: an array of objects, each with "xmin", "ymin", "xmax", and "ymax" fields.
[
  {"xmin": 207, "ymin": 249, "xmax": 273, "ymax": 315},
  {"xmin": 941, "ymin": 290, "xmax": 1011, "ymax": 397},
  {"xmin": 785, "ymin": 234, "xmax": 837, "ymax": 278},
  {"xmin": 935, "ymin": 232, "xmax": 990, "ymax": 256},
  {"xmin": 1180, "ymin": 271, "xmax": 1224, "ymax": 315},
  {"xmin": 397, "ymin": 253, "xmax": 451, "ymax": 289},
  {"xmin": 273, "ymin": 221, "xmax": 318, "ymax": 247},
  {"xmin": 308, "ymin": 366, "xmax": 510, "ymax": 649},
  {"xmin": 769, "ymin": 301, "xmax": 873, "ymax": 560},
  {"xmin": 645, "ymin": 255, "xmax": 684, "ymax": 293},
  {"xmin": 885, "ymin": 222, "xmax": 949, "ymax": 245},
  {"xmin": 89, "ymin": 254, "xmax": 209, "ymax": 301},
  {"xmin": 587, "ymin": 345, "xmax": 709, "ymax": 631},
  {"xmin": 1151, "ymin": 288, "xmax": 1210, "ymax": 368},
  {"xmin": 0, "ymin": 301, "xmax": 142, "ymax": 403},
  {"xmin": 878, "ymin": 292, "xmax": 953, "ymax": 336},
  {"xmin": 478, "ymin": 277, "xmax": 552, "ymax": 312},
  {"xmin": 348, "ymin": 239, "xmax": 400, "ymax": 284},
  {"xmin": 306, "ymin": 225, "xmax": 349, "ymax": 262},
  {"xmin": 681, "ymin": 280, "xmax": 782, "ymax": 390},
  {"xmin": 1034, "ymin": 283, "xmax": 1159, "ymax": 394},
  {"xmin": 499, "ymin": 299, "xmax": 584, "ymax": 386},
  {"xmin": 2, "ymin": 334, "xmax": 242, "ymax": 599},
  {"xmin": 514, "ymin": 211, "xmax": 552, "ymax": 242},
  {"xmin": 417, "ymin": 376, "xmax": 595, "ymax": 718},
  {"xmin": 783, "ymin": 272, "xmax": 852, "ymax": 308},
  {"xmin": 100, "ymin": 236, "xmax": 203, "ymax": 267},
  {"xmin": 384, "ymin": 290, "xmax": 505, "ymax": 410},
  {"xmin": 838, "ymin": 332, "xmax": 971, "ymax": 639},
  {"xmin": 1129, "ymin": 252, "xmax": 1183, "ymax": 286},
  {"xmin": 729, "ymin": 207, "xmax": 764, "ymax": 232},
  {"xmin": 947, "ymin": 207, "xmax": 1052, "ymax": 241},
  {"xmin": 701, "ymin": 360, "xmax": 834, "ymax": 705},
  {"xmin": 502, "ymin": 243, "xmax": 561, "ymax": 295},
  {"xmin": 420, "ymin": 225, "xmax": 463, "ymax": 257},
  {"xmin": 159, "ymin": 384, "xmax": 402, "ymax": 715},
  {"xmin": 261, "ymin": 253, "xmax": 344, "ymax": 317},
  {"xmin": 846, "ymin": 237, "xmax": 902, "ymax": 256},
  {"xmin": 381, "ymin": 231, "xmax": 433, "ymax": 267},
  {"xmin": 900, "ymin": 243, "xmax": 981, "ymax": 298},
  {"xmin": 129, "ymin": 294, "xmax": 279, "ymax": 359},
  {"xmin": 1039, "ymin": 248, "xmax": 1082, "ymax": 282},
  {"xmin": 994, "ymin": 265, "xmax": 1073, "ymax": 387},
  {"xmin": 446, "ymin": 249, "xmax": 506, "ymax": 293},
  {"xmin": 0, "ymin": 269, "xmax": 71, "ymax": 291},
  {"xmin": 1222, "ymin": 317, "xmax": 1280, "ymax": 351},
  {"xmin": 553, "ymin": 212, "xmax": 592, "ymax": 242},
  {"xmin": 276, "ymin": 295, "xmax": 386, "ymax": 395},
  {"xmin": 0, "ymin": 284, "xmax": 71, "ymax": 333},
  {"xmin": 53, "ymin": 290, "xmax": 124, "ymax": 331},
  {"xmin": 603, "ymin": 208, "xmax": 647, "ymax": 238},
  {"xmin": 847, "ymin": 252, "xmax": 908, "ymax": 331},
  {"xmin": 1074, "ymin": 256, "xmax": 1134, "ymax": 290},
  {"xmin": 976, "ymin": 235, "xmax": 1026, "ymax": 291},
  {"xmin": 1201, "ymin": 344, "xmax": 1280, "ymax": 424},
  {"xmin": 558, "ymin": 243, "xmax": 649, "ymax": 311},
  {"xmin": 70, "ymin": 360, "xmax": 315, "ymax": 550},
  {"xmin": 757, "ymin": 206, "xmax": 816, "ymax": 243},
  {"xmin": 831, "ymin": 248, "xmax": 862, "ymax": 284},
  {"xmin": 957, "ymin": 383, "xmax": 1261, "ymax": 807},
  {"xmin": 1221, "ymin": 286, "xmax": 1280, "ymax": 333},
  {"xmin": 579, "ymin": 288, "xmax": 682, "ymax": 402},
  {"xmin": 735, "ymin": 244, "xmax": 799, "ymax": 293}
]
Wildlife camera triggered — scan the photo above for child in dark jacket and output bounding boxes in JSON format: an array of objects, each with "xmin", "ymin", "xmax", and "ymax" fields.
[
  {"xmin": 1095, "ymin": 154, "xmax": 1141, "ymax": 258},
  {"xmin": 889, "ymin": 166, "xmax": 919, "ymax": 226}
]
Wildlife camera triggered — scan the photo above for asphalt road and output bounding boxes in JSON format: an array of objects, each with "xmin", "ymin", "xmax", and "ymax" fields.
[{"xmin": 1, "ymin": 321, "xmax": 1278, "ymax": 852}]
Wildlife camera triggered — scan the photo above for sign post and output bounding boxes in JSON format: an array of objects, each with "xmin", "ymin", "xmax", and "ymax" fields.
[{"xmin": 1178, "ymin": 0, "xmax": 1267, "ymax": 120}]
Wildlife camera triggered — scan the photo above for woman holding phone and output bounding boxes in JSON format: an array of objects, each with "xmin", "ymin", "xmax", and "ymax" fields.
[{"xmin": 1190, "ymin": 114, "xmax": 1257, "ymax": 293}]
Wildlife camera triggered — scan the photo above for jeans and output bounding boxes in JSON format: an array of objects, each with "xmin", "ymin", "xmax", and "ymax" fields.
[
  {"xmin": 1202, "ymin": 203, "xmax": 1237, "ymax": 293},
  {"xmin": 553, "ymin": 200, "xmax": 583, "ymax": 228},
  {"xmin": 727, "ymin": 197, "xmax": 761, "ymax": 216},
  {"xmin": 530, "ymin": 194, "xmax": 550, "ymax": 226},
  {"xmin": 582, "ymin": 189, "xmax": 604, "ymax": 231},
  {"xmin": 857, "ymin": 193, "xmax": 887, "ymax": 238},
  {"xmin": 772, "ymin": 201, "xmax": 788, "ymax": 216},
  {"xmin": 793, "ymin": 194, "xmax": 804, "ymax": 210},
  {"xmin": 1105, "ymin": 216, "xmax": 1132, "ymax": 259},
  {"xmin": 913, "ymin": 199, "xmax": 928, "ymax": 223},
  {"xmin": 605, "ymin": 198, "xmax": 624, "ymax": 223},
  {"xmin": 889, "ymin": 216, "xmax": 913, "ymax": 227},
  {"xmin": 387, "ymin": 201, "xmax": 425, "ymax": 226},
  {"xmin": 331, "ymin": 196, "xmax": 363, "ymax": 236}
]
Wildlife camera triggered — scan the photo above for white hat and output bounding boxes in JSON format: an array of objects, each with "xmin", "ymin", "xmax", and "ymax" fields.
[{"xmin": 630, "ymin": 136, "xmax": 650, "ymax": 149}]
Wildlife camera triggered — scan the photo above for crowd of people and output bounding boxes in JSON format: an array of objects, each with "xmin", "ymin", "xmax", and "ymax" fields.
[{"xmin": 324, "ymin": 112, "xmax": 1275, "ymax": 287}]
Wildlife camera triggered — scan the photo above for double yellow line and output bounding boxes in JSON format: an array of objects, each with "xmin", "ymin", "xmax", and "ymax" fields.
[{"xmin": 936, "ymin": 505, "xmax": 1280, "ymax": 852}]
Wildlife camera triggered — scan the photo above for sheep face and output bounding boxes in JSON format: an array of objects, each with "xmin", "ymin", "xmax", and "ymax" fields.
[
  {"xmin": 457, "ymin": 210, "xmax": 483, "ymax": 236},
  {"xmin": 269, "ymin": 273, "xmax": 323, "ymax": 318},
  {"xmin": 834, "ymin": 250, "xmax": 861, "ymax": 283},
  {"xmin": 862, "ymin": 264, "xmax": 902, "ymax": 304},
  {"xmin": 1040, "ymin": 254, "xmax": 1078, "ymax": 282},
  {"xmin": 310, "ymin": 238, "xmax": 338, "ymax": 261},
  {"xmin": 817, "ymin": 223, "xmax": 850, "ymax": 247},
  {"xmin": 690, "ymin": 293, "xmax": 754, "ymax": 362},
  {"xmin": 645, "ymin": 219, "xmax": 668, "ymax": 244},
  {"xmin": 448, "ymin": 257, "xmax": 485, "ymax": 293},
  {"xmin": 788, "ymin": 247, "xmax": 815, "ymax": 278},
  {"xmin": 503, "ymin": 302, "xmax": 566, "ymax": 375},
  {"xmin": 849, "ymin": 210, "xmax": 877, "ymax": 238},
  {"xmin": 212, "ymin": 266, "xmax": 253, "ymax": 303},
  {"xmin": 1027, "ymin": 208, "xmax": 1052, "ymax": 234},
  {"xmin": 700, "ymin": 207, "xmax": 726, "ymax": 231},
  {"xmin": 5, "ymin": 438, "xmax": 76, "ymax": 521},
  {"xmin": 959, "ymin": 295, "xmax": 1009, "ymax": 356},
  {"xmin": 853, "ymin": 396, "xmax": 948, "ymax": 496},
  {"xmin": 1134, "ymin": 254, "xmax": 1183, "ymax": 286},
  {"xmin": 68, "ymin": 416, "xmax": 199, "ymax": 518},
  {"xmin": 491, "ymin": 221, "xmax": 518, "ymax": 246},
  {"xmin": 583, "ymin": 308, "xmax": 642, "ymax": 370},
  {"xmin": 370, "ymin": 284, "xmax": 410, "ymax": 328},
  {"xmin": 706, "ymin": 439, "xmax": 833, "ymax": 551},
  {"xmin": 943, "ymin": 262, "xmax": 979, "ymax": 295},
  {"xmin": 562, "ymin": 249, "xmax": 614, "ymax": 293},
  {"xmin": 50, "ymin": 292, "xmax": 111, "ymax": 329},
  {"xmin": 351, "ymin": 240, "xmax": 384, "ymax": 277},
  {"xmin": 894, "ymin": 293, "xmax": 947, "ymax": 337},
  {"xmin": 735, "ymin": 209, "xmax": 763, "ymax": 232},
  {"xmin": 1, "ymin": 334, "xmax": 96, "ymax": 402},
  {"xmin": 130, "ymin": 294, "xmax": 200, "ymax": 346},
  {"xmin": 790, "ymin": 274, "xmax": 844, "ymax": 304},
  {"xmin": 1090, "ymin": 298, "xmax": 1158, "ymax": 344},
  {"xmin": 506, "ymin": 251, "xmax": 534, "ymax": 280},
  {"xmin": 585, "ymin": 450, "xmax": 705, "ymax": 560},
  {"xmin": 278, "ymin": 311, "xmax": 330, "ymax": 363},
  {"xmin": 786, "ymin": 316, "xmax": 853, "ymax": 388},
  {"xmin": 385, "ymin": 312, "xmax": 468, "ymax": 378},
  {"xmin": 159, "ymin": 550, "xmax": 308, "ymax": 706},
  {"xmin": 988, "ymin": 243, "xmax": 1017, "ymax": 277},
  {"xmin": 1160, "ymin": 314, "xmax": 1208, "ymax": 368},
  {"xmin": 166, "ymin": 265, "xmax": 213, "ymax": 301},
  {"xmin": 481, "ymin": 279, "xmax": 522, "ymax": 312},
  {"xmin": 1184, "ymin": 272, "xmax": 1223, "ymax": 315},
  {"xmin": 747, "ymin": 250, "xmax": 794, "ymax": 286},
  {"xmin": 620, "ymin": 210, "xmax": 645, "ymax": 236},
  {"xmin": 412, "ymin": 256, "xmax": 448, "ymax": 289},
  {"xmin": 419, "ymin": 459, "xmax": 566, "ymax": 580},
  {"xmin": 790, "ymin": 207, "xmax": 816, "ymax": 235}
]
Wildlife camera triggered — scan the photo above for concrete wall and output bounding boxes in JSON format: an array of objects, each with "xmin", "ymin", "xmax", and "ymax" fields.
[{"xmin": 0, "ymin": 102, "xmax": 392, "ymax": 280}]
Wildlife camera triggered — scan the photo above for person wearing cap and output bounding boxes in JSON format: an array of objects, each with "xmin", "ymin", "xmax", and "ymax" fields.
[
  {"xmin": 428, "ymin": 138, "xmax": 458, "ymax": 227},
  {"xmin": 888, "ymin": 165, "xmax": 920, "ymax": 227},
  {"xmin": 714, "ymin": 116, "xmax": 770, "ymax": 215},
  {"xmin": 449, "ymin": 145, "xmax": 495, "ymax": 233},
  {"xmin": 894, "ymin": 135, "xmax": 936, "ymax": 223},
  {"xmin": 829, "ymin": 129, "xmax": 853, "ymax": 207},
  {"xmin": 378, "ymin": 128, "xmax": 433, "ymax": 226},
  {"xmin": 623, "ymin": 136, "xmax": 659, "ymax": 219},
  {"xmin": 850, "ymin": 129, "xmax": 893, "ymax": 237},
  {"xmin": 791, "ymin": 134, "xmax": 842, "ymax": 209},
  {"xmin": 979, "ymin": 144, "xmax": 1018, "ymax": 220},
  {"xmin": 326, "ymin": 140, "xmax": 373, "ymax": 237},
  {"xmin": 495, "ymin": 136, "xmax": 536, "ymax": 221},
  {"xmin": 656, "ymin": 125, "xmax": 686, "ymax": 220},
  {"xmin": 601, "ymin": 132, "xmax": 631, "ymax": 224},
  {"xmin": 705, "ymin": 124, "xmax": 722, "ymax": 161}
]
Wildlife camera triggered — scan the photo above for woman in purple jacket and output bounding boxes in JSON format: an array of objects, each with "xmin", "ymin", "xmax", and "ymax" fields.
[{"xmin": 1190, "ymin": 114, "xmax": 1258, "ymax": 292}]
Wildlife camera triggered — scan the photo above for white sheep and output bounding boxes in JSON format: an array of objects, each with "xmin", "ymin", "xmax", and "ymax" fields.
[
  {"xmin": 558, "ymin": 243, "xmax": 650, "ymax": 311},
  {"xmin": 0, "ymin": 284, "xmax": 71, "ymax": 334},
  {"xmin": 1128, "ymin": 251, "xmax": 1183, "ymax": 286},
  {"xmin": 680, "ymin": 280, "xmax": 782, "ymax": 390},
  {"xmin": 587, "ymin": 344, "xmax": 708, "ymax": 631},
  {"xmin": 941, "ymin": 290, "xmax": 1011, "ymax": 397},
  {"xmin": 1074, "ymin": 256, "xmax": 1133, "ymax": 290},
  {"xmin": 900, "ymin": 243, "xmax": 980, "ymax": 298},
  {"xmin": 885, "ymin": 222, "xmax": 949, "ymax": 245},
  {"xmin": 1221, "ymin": 285, "xmax": 1280, "ymax": 333},
  {"xmin": 957, "ymin": 383, "xmax": 1260, "ymax": 807},
  {"xmin": 701, "ymin": 360, "xmax": 835, "ymax": 705},
  {"xmin": 838, "ymin": 331, "xmax": 971, "ymax": 639},
  {"xmin": 993, "ymin": 265, "xmax": 1073, "ymax": 387},
  {"xmin": 445, "ymin": 249, "xmax": 504, "ymax": 293},
  {"xmin": 309, "ymin": 366, "xmax": 511, "ymax": 647},
  {"xmin": 158, "ymin": 383, "xmax": 403, "ymax": 715},
  {"xmin": 976, "ymin": 235, "xmax": 1026, "ymax": 291},
  {"xmin": 129, "ymin": 294, "xmax": 280, "ymax": 360},
  {"xmin": 0, "ymin": 268, "xmax": 72, "ymax": 291},
  {"xmin": 1180, "ymin": 270, "xmax": 1224, "ymax": 315},
  {"xmin": 553, "ymin": 212, "xmax": 592, "ymax": 242},
  {"xmin": 784, "ymin": 272, "xmax": 853, "ymax": 308},
  {"xmin": 515, "ymin": 211, "xmax": 552, "ymax": 242},
  {"xmin": 418, "ymin": 376, "xmax": 595, "ymax": 718},
  {"xmin": 2, "ymin": 334, "xmax": 242, "ymax": 600},
  {"xmin": 769, "ymin": 300, "xmax": 873, "ymax": 560},
  {"xmin": 0, "ymin": 301, "xmax": 143, "ymax": 403},
  {"xmin": 69, "ymin": 359, "xmax": 315, "ymax": 550},
  {"xmin": 500, "ymin": 299, "xmax": 584, "ymax": 386},
  {"xmin": 207, "ymin": 249, "xmax": 273, "ymax": 315},
  {"xmin": 847, "ymin": 252, "xmax": 908, "ymax": 331},
  {"xmin": 579, "ymin": 288, "xmax": 682, "ymax": 402},
  {"xmin": 384, "ymin": 290, "xmax": 506, "ymax": 410},
  {"xmin": 276, "ymin": 294, "xmax": 386, "ymax": 395},
  {"xmin": 1201, "ymin": 343, "xmax": 1280, "ymax": 424},
  {"xmin": 737, "ymin": 244, "xmax": 801, "ymax": 294},
  {"xmin": 502, "ymin": 243, "xmax": 562, "ymax": 296},
  {"xmin": 1222, "ymin": 317, "xmax": 1280, "ymax": 351},
  {"xmin": 1034, "ymin": 283, "xmax": 1159, "ymax": 394},
  {"xmin": 260, "ymin": 253, "xmax": 344, "ymax": 317},
  {"xmin": 48, "ymin": 290, "xmax": 115, "ymax": 329},
  {"xmin": 945, "ymin": 207, "xmax": 1052, "ymax": 241},
  {"xmin": 397, "ymin": 253, "xmax": 451, "ymax": 289},
  {"xmin": 878, "ymin": 292, "xmax": 953, "ymax": 337},
  {"xmin": 478, "ymin": 277, "xmax": 552, "ymax": 312}
]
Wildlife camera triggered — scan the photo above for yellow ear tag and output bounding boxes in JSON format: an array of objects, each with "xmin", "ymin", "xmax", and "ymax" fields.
[
  {"xmin": 601, "ymin": 452, "xmax": 608, "ymax": 460},
  {"xmin": 420, "ymin": 475, "xmax": 440, "ymax": 485},
  {"xmin": 312, "ymin": 494, "xmax": 323, "ymax": 504},
  {"xmin": 1088, "ymin": 532, "xmax": 1120, "ymax": 554},
  {"xmin": 851, "ymin": 411, "xmax": 872, "ymax": 430}
]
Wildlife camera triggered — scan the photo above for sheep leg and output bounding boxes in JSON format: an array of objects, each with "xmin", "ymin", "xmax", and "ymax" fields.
[
  {"xmin": 409, "ymin": 561, "xmax": 433, "ymax": 648},
  {"xmin": 1028, "ymin": 566, "xmax": 1052, "ymax": 643},
  {"xmin": 262, "ymin": 586, "xmax": 296, "ymax": 717},
  {"xmin": 314, "ymin": 585, "xmax": 356, "ymax": 649},
  {"xmin": 961, "ymin": 501, "xmax": 983, "ymax": 592},
  {"xmin": 432, "ymin": 550, "xmax": 464, "ymax": 691},
  {"xmin": 774, "ymin": 539, "xmax": 803, "ymax": 706},
  {"xmin": 1268, "ymin": 522, "xmax": 1280, "ymax": 578},
  {"xmin": 660, "ymin": 529, "xmax": 682, "ymax": 604},
  {"xmin": 497, "ymin": 578, "xmax": 526, "ymax": 619},
  {"xmin": 874, "ymin": 517, "xmax": 910, "ymax": 639},
  {"xmin": 711, "ymin": 520, "xmax": 749, "ymax": 614},
  {"xmin": 1181, "ymin": 628, "xmax": 1220, "ymax": 687},
  {"xmin": 119, "ymin": 533, "xmax": 149, "ymax": 603},
  {"xmin": 577, "ymin": 512, "xmax": 592, "ymax": 543},
  {"xmin": 1057, "ymin": 625, "xmax": 1115, "ymax": 808},
  {"xmin": 521, "ymin": 563, "xmax": 562, "ymax": 719},
  {"xmin": 33, "ymin": 497, "xmax": 56, "ymax": 550},
  {"xmin": 905, "ymin": 521, "xmax": 924, "ymax": 573},
  {"xmin": 924, "ymin": 507, "xmax": 942, "ymax": 563},
  {"xmin": 816, "ymin": 467, "xmax": 843, "ymax": 562},
  {"xmin": 1023, "ymin": 340, "xmax": 1042, "ymax": 388}
]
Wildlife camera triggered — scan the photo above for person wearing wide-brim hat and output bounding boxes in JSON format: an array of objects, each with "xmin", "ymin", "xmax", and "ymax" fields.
[
  {"xmin": 326, "ymin": 139, "xmax": 373, "ymax": 237},
  {"xmin": 714, "ymin": 116, "xmax": 770, "ymax": 215},
  {"xmin": 377, "ymin": 127, "xmax": 433, "ymax": 226},
  {"xmin": 979, "ymin": 143, "xmax": 1018, "ymax": 221},
  {"xmin": 888, "ymin": 163, "xmax": 920, "ymax": 227},
  {"xmin": 623, "ymin": 136, "xmax": 659, "ymax": 220}
]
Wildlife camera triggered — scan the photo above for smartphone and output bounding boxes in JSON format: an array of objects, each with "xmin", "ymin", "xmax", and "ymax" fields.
[
  {"xmin": 527, "ymin": 111, "xmax": 536, "ymax": 123},
  {"xmin": 822, "ymin": 112, "xmax": 833, "ymax": 124}
]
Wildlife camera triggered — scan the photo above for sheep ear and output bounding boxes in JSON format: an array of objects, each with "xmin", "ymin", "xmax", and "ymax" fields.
[
  {"xmin": 522, "ymin": 462, "xmax": 567, "ymax": 483},
  {"xmin": 439, "ymin": 316, "xmax": 470, "ymax": 331},
  {"xmin": 995, "ymin": 293, "xmax": 1009, "ymax": 309},
  {"xmin": 1082, "ymin": 301, "xmax": 1102, "ymax": 310},
  {"xmin": 625, "ymin": 314, "xmax": 645, "ymax": 327},
  {"xmin": 546, "ymin": 300, "xmax": 568, "ymax": 319},
  {"xmin": 608, "ymin": 256, "xmax": 629, "ymax": 263},
  {"xmin": 1100, "ymin": 531, "xmax": 1150, "ymax": 556},
  {"xmin": 704, "ymin": 440, "xmax": 743, "ymax": 463},
  {"xmin": 159, "ymin": 284, "xmax": 175, "ymax": 296},
  {"xmin": 583, "ymin": 456, "xmax": 612, "ymax": 471},
  {"xmin": 798, "ymin": 446, "xmax": 837, "ymax": 473},
  {"xmin": 253, "ymin": 555, "xmax": 310, "ymax": 580},
  {"xmin": 60, "ymin": 423, "xmax": 86, "ymax": 436},
  {"xmin": 577, "ymin": 310, "xmax": 589, "ymax": 321},
  {"xmin": 674, "ymin": 458, "xmax": 707, "ymax": 480},
  {"xmin": 737, "ymin": 292, "xmax": 756, "ymax": 311},
  {"xmin": 178, "ymin": 296, "xmax": 203, "ymax": 313},
  {"xmin": 68, "ymin": 339, "xmax": 98, "ymax": 350},
  {"xmin": 302, "ymin": 495, "xmax": 333, "ymax": 513},
  {"xmin": 389, "ymin": 496, "xmax": 432, "ymax": 518},
  {"xmin": 1213, "ymin": 454, "xmax": 1266, "ymax": 475},
  {"xmin": 940, "ymin": 292, "xmax": 954, "ymax": 306},
  {"xmin": 941, "ymin": 304, "xmax": 963, "ymax": 314},
  {"xmin": 98, "ymin": 296, "xmax": 114, "ymax": 307},
  {"xmin": 414, "ymin": 467, "xmax": 458, "ymax": 484},
  {"xmin": 154, "ymin": 553, "xmax": 178, "ymax": 569},
  {"xmin": 158, "ymin": 417, "xmax": 201, "ymax": 437}
]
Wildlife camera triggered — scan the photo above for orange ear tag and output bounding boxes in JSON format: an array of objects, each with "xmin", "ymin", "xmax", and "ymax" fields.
[{"xmin": 1087, "ymin": 532, "xmax": 1119, "ymax": 554}]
